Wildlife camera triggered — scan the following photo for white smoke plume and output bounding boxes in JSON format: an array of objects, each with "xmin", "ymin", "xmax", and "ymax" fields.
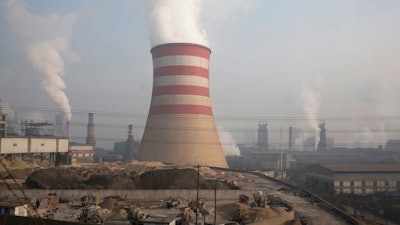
[
  {"xmin": 300, "ymin": 77, "xmax": 323, "ymax": 150},
  {"xmin": 146, "ymin": 0, "xmax": 209, "ymax": 47},
  {"xmin": 218, "ymin": 127, "xmax": 241, "ymax": 156},
  {"xmin": 3, "ymin": 0, "xmax": 78, "ymax": 121}
]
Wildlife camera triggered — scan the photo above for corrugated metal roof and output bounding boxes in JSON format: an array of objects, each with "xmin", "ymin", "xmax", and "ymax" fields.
[{"xmin": 319, "ymin": 164, "xmax": 400, "ymax": 173}]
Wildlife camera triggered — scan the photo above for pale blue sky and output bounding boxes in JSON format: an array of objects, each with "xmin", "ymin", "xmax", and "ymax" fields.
[{"xmin": 1, "ymin": 0, "xmax": 399, "ymax": 151}]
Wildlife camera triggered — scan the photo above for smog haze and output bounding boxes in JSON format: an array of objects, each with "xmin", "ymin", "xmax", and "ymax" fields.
[{"xmin": 1, "ymin": 0, "xmax": 400, "ymax": 151}]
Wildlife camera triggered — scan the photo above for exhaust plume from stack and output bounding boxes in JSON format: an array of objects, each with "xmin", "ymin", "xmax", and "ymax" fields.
[
  {"xmin": 146, "ymin": 0, "xmax": 208, "ymax": 47},
  {"xmin": 300, "ymin": 77, "xmax": 323, "ymax": 150},
  {"xmin": 3, "ymin": 0, "xmax": 78, "ymax": 121},
  {"xmin": 136, "ymin": 43, "xmax": 228, "ymax": 168}
]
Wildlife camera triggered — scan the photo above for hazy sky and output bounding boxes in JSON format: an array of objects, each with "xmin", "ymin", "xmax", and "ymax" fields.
[{"xmin": 1, "ymin": 0, "xmax": 399, "ymax": 152}]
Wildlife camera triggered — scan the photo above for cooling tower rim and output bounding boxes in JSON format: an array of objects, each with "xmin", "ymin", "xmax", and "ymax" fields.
[{"xmin": 151, "ymin": 42, "xmax": 211, "ymax": 53}]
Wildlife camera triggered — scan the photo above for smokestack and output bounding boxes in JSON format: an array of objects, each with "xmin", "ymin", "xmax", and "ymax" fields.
[
  {"xmin": 317, "ymin": 122, "xmax": 327, "ymax": 151},
  {"xmin": 127, "ymin": 125, "xmax": 135, "ymax": 160},
  {"xmin": 288, "ymin": 127, "xmax": 293, "ymax": 151},
  {"xmin": 86, "ymin": 113, "xmax": 96, "ymax": 150},
  {"xmin": 66, "ymin": 121, "xmax": 70, "ymax": 139},
  {"xmin": 136, "ymin": 43, "xmax": 228, "ymax": 168},
  {"xmin": 127, "ymin": 125, "xmax": 134, "ymax": 143}
]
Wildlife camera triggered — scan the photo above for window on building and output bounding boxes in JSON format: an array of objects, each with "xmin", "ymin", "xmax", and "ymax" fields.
[{"xmin": 13, "ymin": 143, "xmax": 17, "ymax": 147}]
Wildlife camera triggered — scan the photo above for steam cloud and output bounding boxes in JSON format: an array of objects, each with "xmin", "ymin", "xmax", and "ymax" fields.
[
  {"xmin": 218, "ymin": 127, "xmax": 241, "ymax": 156},
  {"xmin": 300, "ymin": 77, "xmax": 323, "ymax": 149},
  {"xmin": 3, "ymin": 0, "xmax": 77, "ymax": 121},
  {"xmin": 146, "ymin": 0, "xmax": 208, "ymax": 47}
]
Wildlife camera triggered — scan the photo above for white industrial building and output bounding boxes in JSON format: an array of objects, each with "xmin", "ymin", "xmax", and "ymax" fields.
[
  {"xmin": 0, "ymin": 137, "xmax": 68, "ymax": 154},
  {"xmin": 68, "ymin": 142, "xmax": 94, "ymax": 164},
  {"xmin": 0, "ymin": 137, "xmax": 69, "ymax": 165}
]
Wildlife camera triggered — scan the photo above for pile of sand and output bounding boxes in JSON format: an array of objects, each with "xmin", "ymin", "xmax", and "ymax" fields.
[{"xmin": 10, "ymin": 157, "xmax": 34, "ymax": 169}]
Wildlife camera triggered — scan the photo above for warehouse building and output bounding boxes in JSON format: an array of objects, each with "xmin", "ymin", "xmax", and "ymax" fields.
[{"xmin": 306, "ymin": 164, "xmax": 400, "ymax": 195}]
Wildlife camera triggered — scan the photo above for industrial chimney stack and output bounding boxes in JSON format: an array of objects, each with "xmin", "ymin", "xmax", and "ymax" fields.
[
  {"xmin": 127, "ymin": 125, "xmax": 135, "ymax": 159},
  {"xmin": 66, "ymin": 121, "xmax": 70, "ymax": 139},
  {"xmin": 136, "ymin": 43, "xmax": 228, "ymax": 168},
  {"xmin": 288, "ymin": 127, "xmax": 293, "ymax": 151},
  {"xmin": 317, "ymin": 122, "xmax": 327, "ymax": 151},
  {"xmin": 86, "ymin": 113, "xmax": 96, "ymax": 150}
]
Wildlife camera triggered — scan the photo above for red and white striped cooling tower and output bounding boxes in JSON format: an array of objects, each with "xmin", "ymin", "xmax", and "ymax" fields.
[{"xmin": 136, "ymin": 43, "xmax": 228, "ymax": 168}]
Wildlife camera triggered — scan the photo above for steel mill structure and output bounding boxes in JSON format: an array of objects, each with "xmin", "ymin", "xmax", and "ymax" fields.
[{"xmin": 136, "ymin": 43, "xmax": 228, "ymax": 168}]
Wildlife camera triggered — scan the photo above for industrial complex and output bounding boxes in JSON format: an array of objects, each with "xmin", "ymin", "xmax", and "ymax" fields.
[{"xmin": 1, "ymin": 42, "xmax": 400, "ymax": 224}]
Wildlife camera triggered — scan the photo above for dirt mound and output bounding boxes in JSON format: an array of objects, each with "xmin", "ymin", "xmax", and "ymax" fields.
[
  {"xmin": 10, "ymin": 157, "xmax": 34, "ymax": 169},
  {"xmin": 25, "ymin": 166, "xmax": 138, "ymax": 189},
  {"xmin": 24, "ymin": 163, "xmax": 236, "ymax": 190},
  {"xmin": 137, "ymin": 168, "xmax": 200, "ymax": 189}
]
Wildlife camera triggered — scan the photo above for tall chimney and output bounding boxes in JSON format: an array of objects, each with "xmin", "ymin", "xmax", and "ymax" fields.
[
  {"xmin": 136, "ymin": 43, "xmax": 228, "ymax": 168},
  {"xmin": 127, "ymin": 125, "xmax": 135, "ymax": 159},
  {"xmin": 288, "ymin": 126, "xmax": 293, "ymax": 151},
  {"xmin": 127, "ymin": 125, "xmax": 134, "ymax": 143},
  {"xmin": 86, "ymin": 113, "xmax": 96, "ymax": 150},
  {"xmin": 317, "ymin": 122, "xmax": 327, "ymax": 151},
  {"xmin": 66, "ymin": 121, "xmax": 70, "ymax": 138}
]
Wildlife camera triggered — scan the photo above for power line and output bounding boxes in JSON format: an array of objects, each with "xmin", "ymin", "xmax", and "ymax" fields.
[{"xmin": 5, "ymin": 105, "xmax": 400, "ymax": 122}]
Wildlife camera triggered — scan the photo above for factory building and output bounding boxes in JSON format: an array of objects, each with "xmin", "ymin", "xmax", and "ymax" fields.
[
  {"xmin": 0, "ymin": 113, "xmax": 69, "ymax": 165},
  {"xmin": 0, "ymin": 137, "xmax": 69, "ymax": 165},
  {"xmin": 68, "ymin": 142, "xmax": 94, "ymax": 164},
  {"xmin": 250, "ymin": 151, "xmax": 291, "ymax": 170},
  {"xmin": 306, "ymin": 164, "xmax": 400, "ymax": 195},
  {"xmin": 114, "ymin": 125, "xmax": 138, "ymax": 161},
  {"xmin": 137, "ymin": 43, "xmax": 228, "ymax": 168}
]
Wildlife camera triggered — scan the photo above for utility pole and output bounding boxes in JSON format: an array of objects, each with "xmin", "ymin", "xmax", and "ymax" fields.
[{"xmin": 280, "ymin": 128, "xmax": 283, "ymax": 180}]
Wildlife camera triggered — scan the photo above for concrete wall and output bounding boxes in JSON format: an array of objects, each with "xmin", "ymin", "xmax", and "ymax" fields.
[{"xmin": 0, "ymin": 189, "xmax": 257, "ymax": 201}]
